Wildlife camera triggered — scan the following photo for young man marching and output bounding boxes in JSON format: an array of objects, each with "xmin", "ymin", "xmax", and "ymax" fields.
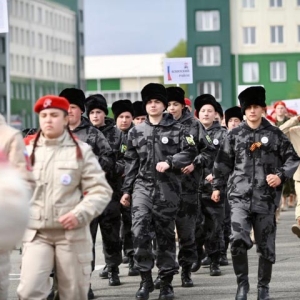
[
  {"xmin": 212, "ymin": 86, "xmax": 300, "ymax": 300},
  {"xmin": 120, "ymin": 83, "xmax": 197, "ymax": 300}
]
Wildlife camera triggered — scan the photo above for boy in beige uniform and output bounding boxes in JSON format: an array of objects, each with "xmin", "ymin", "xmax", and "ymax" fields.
[
  {"xmin": 17, "ymin": 95, "xmax": 112, "ymax": 300},
  {"xmin": 279, "ymin": 115, "xmax": 300, "ymax": 235}
]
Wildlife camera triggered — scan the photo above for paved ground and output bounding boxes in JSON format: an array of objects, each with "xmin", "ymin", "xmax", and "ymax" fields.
[{"xmin": 7, "ymin": 207, "xmax": 300, "ymax": 299}]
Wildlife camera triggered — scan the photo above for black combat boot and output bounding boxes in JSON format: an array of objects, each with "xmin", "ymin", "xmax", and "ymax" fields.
[
  {"xmin": 153, "ymin": 275, "xmax": 161, "ymax": 289},
  {"xmin": 88, "ymin": 284, "xmax": 94, "ymax": 300},
  {"xmin": 108, "ymin": 266, "xmax": 121, "ymax": 286},
  {"xmin": 135, "ymin": 271, "xmax": 154, "ymax": 300},
  {"xmin": 220, "ymin": 241, "xmax": 229, "ymax": 266},
  {"xmin": 181, "ymin": 265, "xmax": 194, "ymax": 287},
  {"xmin": 257, "ymin": 257, "xmax": 272, "ymax": 300},
  {"xmin": 99, "ymin": 264, "xmax": 108, "ymax": 278},
  {"xmin": 210, "ymin": 253, "xmax": 221, "ymax": 276},
  {"xmin": 201, "ymin": 255, "xmax": 211, "ymax": 268},
  {"xmin": 232, "ymin": 250, "xmax": 249, "ymax": 300},
  {"xmin": 159, "ymin": 275, "xmax": 174, "ymax": 300},
  {"xmin": 129, "ymin": 256, "xmax": 140, "ymax": 276},
  {"xmin": 191, "ymin": 248, "xmax": 204, "ymax": 272}
]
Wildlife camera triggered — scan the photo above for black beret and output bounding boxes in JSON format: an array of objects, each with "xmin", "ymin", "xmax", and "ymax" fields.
[
  {"xmin": 111, "ymin": 99, "xmax": 133, "ymax": 120},
  {"xmin": 166, "ymin": 86, "xmax": 185, "ymax": 105},
  {"xmin": 238, "ymin": 86, "xmax": 266, "ymax": 114},
  {"xmin": 194, "ymin": 94, "xmax": 218, "ymax": 114},
  {"xmin": 85, "ymin": 94, "xmax": 108, "ymax": 116},
  {"xmin": 141, "ymin": 83, "xmax": 167, "ymax": 107},
  {"xmin": 225, "ymin": 106, "xmax": 243, "ymax": 127},
  {"xmin": 132, "ymin": 101, "xmax": 147, "ymax": 119},
  {"xmin": 59, "ymin": 88, "xmax": 86, "ymax": 113}
]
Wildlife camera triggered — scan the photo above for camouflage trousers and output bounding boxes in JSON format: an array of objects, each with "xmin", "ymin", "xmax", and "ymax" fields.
[
  {"xmin": 120, "ymin": 205, "xmax": 134, "ymax": 257},
  {"xmin": 90, "ymin": 200, "xmax": 122, "ymax": 271},
  {"xmin": 131, "ymin": 184, "xmax": 180, "ymax": 277},
  {"xmin": 176, "ymin": 193, "xmax": 198, "ymax": 267},
  {"xmin": 230, "ymin": 206, "xmax": 276, "ymax": 263},
  {"xmin": 221, "ymin": 198, "xmax": 231, "ymax": 254},
  {"xmin": 195, "ymin": 197, "xmax": 225, "ymax": 257}
]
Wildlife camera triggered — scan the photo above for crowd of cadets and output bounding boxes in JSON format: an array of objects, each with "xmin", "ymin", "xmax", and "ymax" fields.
[{"xmin": 0, "ymin": 83, "xmax": 299, "ymax": 300}]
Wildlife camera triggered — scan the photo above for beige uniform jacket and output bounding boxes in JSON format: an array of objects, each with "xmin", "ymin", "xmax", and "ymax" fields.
[
  {"xmin": 279, "ymin": 116, "xmax": 300, "ymax": 181},
  {"xmin": 0, "ymin": 114, "xmax": 34, "ymax": 189},
  {"xmin": 25, "ymin": 130, "xmax": 112, "ymax": 241}
]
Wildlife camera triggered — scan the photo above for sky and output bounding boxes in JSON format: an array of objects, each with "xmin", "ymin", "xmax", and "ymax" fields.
[{"xmin": 84, "ymin": 0, "xmax": 186, "ymax": 56}]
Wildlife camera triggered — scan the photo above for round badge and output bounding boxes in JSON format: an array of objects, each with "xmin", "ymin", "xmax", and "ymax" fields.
[
  {"xmin": 261, "ymin": 136, "xmax": 269, "ymax": 144},
  {"xmin": 213, "ymin": 138, "xmax": 219, "ymax": 145},
  {"xmin": 60, "ymin": 174, "xmax": 72, "ymax": 186},
  {"xmin": 162, "ymin": 137, "xmax": 169, "ymax": 144}
]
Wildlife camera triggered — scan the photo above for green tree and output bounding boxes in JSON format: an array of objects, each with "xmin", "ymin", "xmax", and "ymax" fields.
[{"xmin": 162, "ymin": 40, "xmax": 188, "ymax": 96}]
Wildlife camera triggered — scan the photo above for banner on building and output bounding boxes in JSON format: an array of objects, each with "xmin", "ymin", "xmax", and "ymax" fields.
[
  {"xmin": 0, "ymin": 0, "xmax": 8, "ymax": 33},
  {"xmin": 164, "ymin": 57, "xmax": 193, "ymax": 85}
]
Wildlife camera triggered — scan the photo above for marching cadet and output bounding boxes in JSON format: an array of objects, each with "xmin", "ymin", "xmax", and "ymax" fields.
[
  {"xmin": 17, "ymin": 95, "xmax": 112, "ymax": 300},
  {"xmin": 191, "ymin": 94, "xmax": 227, "ymax": 276},
  {"xmin": 133, "ymin": 101, "xmax": 147, "ymax": 125},
  {"xmin": 112, "ymin": 99, "xmax": 139, "ymax": 276},
  {"xmin": 120, "ymin": 83, "xmax": 197, "ymax": 300},
  {"xmin": 158, "ymin": 86, "xmax": 214, "ymax": 288},
  {"xmin": 220, "ymin": 106, "xmax": 243, "ymax": 265},
  {"xmin": 0, "ymin": 113, "xmax": 34, "ymax": 299},
  {"xmin": 211, "ymin": 86, "xmax": 300, "ymax": 300},
  {"xmin": 59, "ymin": 88, "xmax": 114, "ymax": 298},
  {"xmin": 85, "ymin": 94, "xmax": 123, "ymax": 286}
]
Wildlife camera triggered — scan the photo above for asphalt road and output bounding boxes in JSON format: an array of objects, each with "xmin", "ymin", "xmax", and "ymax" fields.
[{"xmin": 7, "ymin": 207, "xmax": 300, "ymax": 299}]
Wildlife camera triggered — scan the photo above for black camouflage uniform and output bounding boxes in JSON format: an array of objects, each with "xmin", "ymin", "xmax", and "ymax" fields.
[
  {"xmin": 212, "ymin": 86, "xmax": 300, "ymax": 300},
  {"xmin": 111, "ymin": 99, "xmax": 138, "ymax": 276},
  {"xmin": 122, "ymin": 83, "xmax": 197, "ymax": 300},
  {"xmin": 193, "ymin": 95, "xmax": 227, "ymax": 276},
  {"xmin": 85, "ymin": 94, "xmax": 124, "ymax": 286},
  {"xmin": 165, "ymin": 87, "xmax": 216, "ymax": 288}
]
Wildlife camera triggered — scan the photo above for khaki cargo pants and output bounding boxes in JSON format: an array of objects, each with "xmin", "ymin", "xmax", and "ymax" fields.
[{"xmin": 17, "ymin": 228, "xmax": 92, "ymax": 300}]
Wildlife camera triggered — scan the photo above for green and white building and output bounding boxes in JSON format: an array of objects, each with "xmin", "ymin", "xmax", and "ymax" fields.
[
  {"xmin": 0, "ymin": 0, "xmax": 84, "ymax": 128},
  {"xmin": 186, "ymin": 0, "xmax": 300, "ymax": 109}
]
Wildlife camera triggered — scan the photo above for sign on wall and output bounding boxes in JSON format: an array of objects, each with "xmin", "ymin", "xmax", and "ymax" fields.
[
  {"xmin": 164, "ymin": 57, "xmax": 193, "ymax": 85},
  {"xmin": 0, "ymin": 0, "xmax": 8, "ymax": 33}
]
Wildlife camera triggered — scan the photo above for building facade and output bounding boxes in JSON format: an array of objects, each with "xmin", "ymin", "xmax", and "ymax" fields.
[
  {"xmin": 186, "ymin": 0, "xmax": 300, "ymax": 108},
  {"xmin": 1, "ymin": 0, "xmax": 84, "ymax": 128}
]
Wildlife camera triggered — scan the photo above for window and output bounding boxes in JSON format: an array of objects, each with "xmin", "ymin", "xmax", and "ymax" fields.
[
  {"xmin": 27, "ymin": 57, "xmax": 31, "ymax": 74},
  {"xmin": 79, "ymin": 10, "xmax": 84, "ymax": 22},
  {"xmin": 298, "ymin": 61, "xmax": 300, "ymax": 80},
  {"xmin": 21, "ymin": 56, "xmax": 25, "ymax": 72},
  {"xmin": 298, "ymin": 25, "xmax": 300, "ymax": 42},
  {"xmin": 80, "ymin": 33, "xmax": 84, "ymax": 46},
  {"xmin": 37, "ymin": 7, "xmax": 42, "ymax": 23},
  {"xmin": 298, "ymin": 0, "xmax": 300, "ymax": 6},
  {"xmin": 16, "ymin": 55, "xmax": 19, "ymax": 71},
  {"xmin": 26, "ymin": 85, "xmax": 30, "ymax": 100},
  {"xmin": 15, "ymin": 84, "xmax": 20, "ymax": 99},
  {"xmin": 39, "ymin": 59, "xmax": 43, "ymax": 75},
  {"xmin": 0, "ymin": 67, "xmax": 5, "ymax": 83},
  {"xmin": 271, "ymin": 26, "xmax": 283, "ymax": 43},
  {"xmin": 242, "ymin": 0, "xmax": 255, "ymax": 8},
  {"xmin": 20, "ymin": 1, "xmax": 23, "ymax": 17},
  {"xmin": 38, "ymin": 33, "xmax": 43, "ymax": 49},
  {"xmin": 10, "ymin": 54, "xmax": 14, "ymax": 71},
  {"xmin": 10, "ymin": 83, "xmax": 14, "ymax": 98},
  {"xmin": 31, "ymin": 31, "xmax": 35, "ymax": 47},
  {"xmin": 10, "ymin": 26, "xmax": 13, "ymax": 43},
  {"xmin": 32, "ymin": 58, "xmax": 35, "ymax": 75},
  {"xmin": 31, "ymin": 5, "xmax": 34, "ymax": 20},
  {"xmin": 21, "ymin": 84, "xmax": 25, "ymax": 100},
  {"xmin": 243, "ymin": 27, "xmax": 256, "ymax": 44},
  {"xmin": 198, "ymin": 81, "xmax": 222, "ymax": 102},
  {"xmin": 15, "ymin": 27, "xmax": 19, "ymax": 44},
  {"xmin": 243, "ymin": 62, "xmax": 259, "ymax": 82},
  {"xmin": 270, "ymin": 0, "xmax": 282, "ymax": 7},
  {"xmin": 0, "ymin": 37, "xmax": 5, "ymax": 53},
  {"xmin": 20, "ymin": 29, "xmax": 24, "ymax": 45},
  {"xmin": 25, "ymin": 3, "xmax": 29, "ymax": 19},
  {"xmin": 0, "ymin": 96, "xmax": 5, "ymax": 113},
  {"xmin": 270, "ymin": 61, "xmax": 286, "ymax": 81},
  {"xmin": 196, "ymin": 11, "xmax": 220, "ymax": 31},
  {"xmin": 26, "ymin": 30, "xmax": 30, "ymax": 46},
  {"xmin": 197, "ymin": 46, "xmax": 221, "ymax": 66}
]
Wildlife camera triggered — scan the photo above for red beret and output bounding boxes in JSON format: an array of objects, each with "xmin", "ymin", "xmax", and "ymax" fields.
[
  {"xmin": 184, "ymin": 98, "xmax": 191, "ymax": 106},
  {"xmin": 274, "ymin": 101, "xmax": 286, "ymax": 109},
  {"xmin": 34, "ymin": 95, "xmax": 69, "ymax": 113}
]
